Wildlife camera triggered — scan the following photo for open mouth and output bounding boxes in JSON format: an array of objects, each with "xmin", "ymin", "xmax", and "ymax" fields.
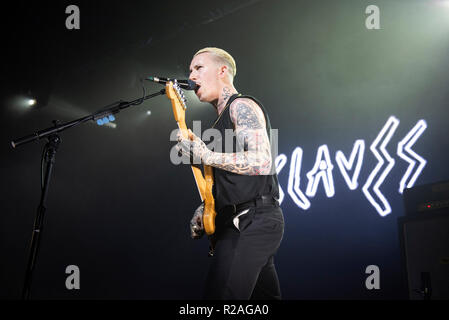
[{"xmin": 194, "ymin": 85, "xmax": 201, "ymax": 94}]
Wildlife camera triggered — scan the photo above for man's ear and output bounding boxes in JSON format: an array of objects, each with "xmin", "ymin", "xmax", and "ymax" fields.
[{"xmin": 218, "ymin": 65, "xmax": 228, "ymax": 78}]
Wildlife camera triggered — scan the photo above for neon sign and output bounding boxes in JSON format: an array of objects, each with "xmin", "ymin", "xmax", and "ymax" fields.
[
  {"xmin": 397, "ymin": 120, "xmax": 428, "ymax": 194},
  {"xmin": 362, "ymin": 116, "xmax": 399, "ymax": 216},
  {"xmin": 286, "ymin": 148, "xmax": 310, "ymax": 210},
  {"xmin": 277, "ymin": 116, "xmax": 427, "ymax": 217}
]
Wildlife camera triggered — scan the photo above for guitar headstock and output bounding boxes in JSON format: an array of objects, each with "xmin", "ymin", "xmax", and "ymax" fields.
[
  {"xmin": 166, "ymin": 80, "xmax": 188, "ymax": 131},
  {"xmin": 166, "ymin": 80, "xmax": 187, "ymax": 110}
]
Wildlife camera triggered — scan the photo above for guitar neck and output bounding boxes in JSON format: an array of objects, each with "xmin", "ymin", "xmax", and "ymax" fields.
[
  {"xmin": 166, "ymin": 80, "xmax": 208, "ymax": 203},
  {"xmin": 176, "ymin": 122, "xmax": 207, "ymax": 201}
]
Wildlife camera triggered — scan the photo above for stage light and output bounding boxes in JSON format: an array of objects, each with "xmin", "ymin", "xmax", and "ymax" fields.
[
  {"xmin": 95, "ymin": 113, "xmax": 117, "ymax": 128},
  {"xmin": 27, "ymin": 99, "xmax": 37, "ymax": 106},
  {"xmin": 439, "ymin": 0, "xmax": 449, "ymax": 7},
  {"xmin": 147, "ymin": 110, "xmax": 152, "ymax": 116},
  {"xmin": 10, "ymin": 96, "xmax": 38, "ymax": 110},
  {"xmin": 431, "ymin": 0, "xmax": 449, "ymax": 10}
]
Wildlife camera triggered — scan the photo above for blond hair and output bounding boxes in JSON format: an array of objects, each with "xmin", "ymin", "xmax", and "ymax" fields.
[{"xmin": 194, "ymin": 47, "xmax": 237, "ymax": 79}]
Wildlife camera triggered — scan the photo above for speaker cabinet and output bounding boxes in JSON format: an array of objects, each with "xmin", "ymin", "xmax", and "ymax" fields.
[{"xmin": 398, "ymin": 211, "xmax": 449, "ymax": 300}]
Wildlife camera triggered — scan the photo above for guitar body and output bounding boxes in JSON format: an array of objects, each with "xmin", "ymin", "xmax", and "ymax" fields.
[{"xmin": 165, "ymin": 81, "xmax": 217, "ymax": 235}]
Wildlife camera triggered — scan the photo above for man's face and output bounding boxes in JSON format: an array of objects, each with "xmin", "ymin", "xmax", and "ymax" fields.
[{"xmin": 189, "ymin": 52, "xmax": 221, "ymax": 103}]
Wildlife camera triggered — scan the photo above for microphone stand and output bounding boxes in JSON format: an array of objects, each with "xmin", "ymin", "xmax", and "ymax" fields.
[{"xmin": 12, "ymin": 88, "xmax": 166, "ymax": 300}]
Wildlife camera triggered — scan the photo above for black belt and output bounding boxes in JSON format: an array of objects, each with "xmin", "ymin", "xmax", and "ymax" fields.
[
  {"xmin": 209, "ymin": 195, "xmax": 279, "ymax": 257},
  {"xmin": 219, "ymin": 194, "xmax": 279, "ymax": 216}
]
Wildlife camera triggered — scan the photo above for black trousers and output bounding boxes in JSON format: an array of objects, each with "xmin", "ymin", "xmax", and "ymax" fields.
[{"xmin": 203, "ymin": 204, "xmax": 284, "ymax": 300}]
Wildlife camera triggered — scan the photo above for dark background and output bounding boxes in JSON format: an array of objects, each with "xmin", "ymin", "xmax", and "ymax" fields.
[{"xmin": 1, "ymin": 0, "xmax": 448, "ymax": 299}]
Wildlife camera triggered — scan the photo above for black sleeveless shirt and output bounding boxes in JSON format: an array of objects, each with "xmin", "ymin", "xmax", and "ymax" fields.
[{"xmin": 211, "ymin": 94, "xmax": 280, "ymax": 212}]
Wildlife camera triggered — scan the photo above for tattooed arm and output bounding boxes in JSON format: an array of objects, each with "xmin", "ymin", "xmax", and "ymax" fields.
[
  {"xmin": 176, "ymin": 98, "xmax": 272, "ymax": 175},
  {"xmin": 203, "ymin": 98, "xmax": 272, "ymax": 175}
]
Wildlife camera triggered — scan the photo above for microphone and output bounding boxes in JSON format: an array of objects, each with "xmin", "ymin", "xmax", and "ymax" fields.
[{"xmin": 146, "ymin": 76, "xmax": 198, "ymax": 91}]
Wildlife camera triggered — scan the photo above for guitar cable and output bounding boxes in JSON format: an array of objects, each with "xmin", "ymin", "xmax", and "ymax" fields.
[{"xmin": 130, "ymin": 78, "xmax": 147, "ymax": 106}]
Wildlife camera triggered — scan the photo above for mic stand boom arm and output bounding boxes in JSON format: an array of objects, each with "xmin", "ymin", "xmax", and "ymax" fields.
[{"xmin": 11, "ymin": 89, "xmax": 166, "ymax": 148}]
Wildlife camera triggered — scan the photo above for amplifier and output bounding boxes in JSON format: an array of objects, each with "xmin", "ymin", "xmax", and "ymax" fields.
[
  {"xmin": 403, "ymin": 180, "xmax": 449, "ymax": 215},
  {"xmin": 399, "ymin": 180, "xmax": 449, "ymax": 300}
]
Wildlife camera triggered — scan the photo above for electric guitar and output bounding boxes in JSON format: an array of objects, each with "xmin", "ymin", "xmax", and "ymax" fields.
[{"xmin": 165, "ymin": 80, "xmax": 216, "ymax": 235}]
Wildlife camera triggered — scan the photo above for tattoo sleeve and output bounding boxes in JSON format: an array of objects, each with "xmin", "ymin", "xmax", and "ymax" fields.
[{"xmin": 203, "ymin": 99, "xmax": 272, "ymax": 175}]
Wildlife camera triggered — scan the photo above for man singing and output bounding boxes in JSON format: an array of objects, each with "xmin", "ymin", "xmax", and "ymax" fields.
[{"xmin": 176, "ymin": 47, "xmax": 284, "ymax": 300}]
